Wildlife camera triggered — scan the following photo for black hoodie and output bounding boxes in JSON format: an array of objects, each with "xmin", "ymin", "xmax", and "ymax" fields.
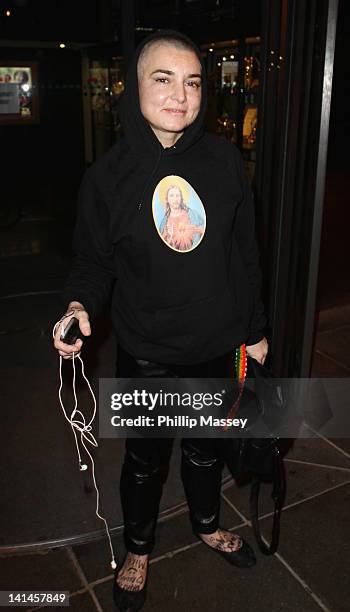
[{"xmin": 61, "ymin": 30, "xmax": 267, "ymax": 365}]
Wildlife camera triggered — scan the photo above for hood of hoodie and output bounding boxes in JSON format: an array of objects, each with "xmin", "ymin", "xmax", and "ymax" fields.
[{"xmin": 120, "ymin": 29, "xmax": 208, "ymax": 157}]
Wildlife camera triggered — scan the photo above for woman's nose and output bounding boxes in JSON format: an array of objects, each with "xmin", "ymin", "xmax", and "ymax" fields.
[{"xmin": 171, "ymin": 81, "xmax": 186, "ymax": 103}]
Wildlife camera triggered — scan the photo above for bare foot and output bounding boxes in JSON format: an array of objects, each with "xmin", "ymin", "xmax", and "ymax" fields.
[
  {"xmin": 116, "ymin": 552, "xmax": 149, "ymax": 592},
  {"xmin": 198, "ymin": 528, "xmax": 243, "ymax": 552}
]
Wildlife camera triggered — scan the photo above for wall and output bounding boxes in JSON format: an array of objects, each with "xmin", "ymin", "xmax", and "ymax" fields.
[{"xmin": 2, "ymin": 46, "xmax": 85, "ymax": 221}]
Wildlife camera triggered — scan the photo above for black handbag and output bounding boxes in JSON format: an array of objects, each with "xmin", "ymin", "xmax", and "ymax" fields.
[{"xmin": 223, "ymin": 356, "xmax": 286, "ymax": 555}]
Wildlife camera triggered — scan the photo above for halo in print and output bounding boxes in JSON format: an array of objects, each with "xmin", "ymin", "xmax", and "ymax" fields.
[{"xmin": 152, "ymin": 175, "xmax": 206, "ymax": 253}]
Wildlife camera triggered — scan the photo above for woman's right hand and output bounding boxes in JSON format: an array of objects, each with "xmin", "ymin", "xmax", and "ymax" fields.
[{"xmin": 53, "ymin": 301, "xmax": 91, "ymax": 359}]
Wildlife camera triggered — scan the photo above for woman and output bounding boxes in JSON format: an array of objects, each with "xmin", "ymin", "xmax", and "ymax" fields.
[{"xmin": 54, "ymin": 30, "xmax": 268, "ymax": 611}]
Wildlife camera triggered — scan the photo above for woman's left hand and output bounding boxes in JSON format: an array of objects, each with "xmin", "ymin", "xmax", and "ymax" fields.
[{"xmin": 246, "ymin": 337, "xmax": 269, "ymax": 365}]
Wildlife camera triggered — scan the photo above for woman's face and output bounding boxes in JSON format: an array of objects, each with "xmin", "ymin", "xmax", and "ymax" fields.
[
  {"xmin": 167, "ymin": 187, "xmax": 182, "ymax": 211},
  {"xmin": 138, "ymin": 43, "xmax": 202, "ymax": 147}
]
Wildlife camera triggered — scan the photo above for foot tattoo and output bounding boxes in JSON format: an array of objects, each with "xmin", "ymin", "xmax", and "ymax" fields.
[
  {"xmin": 199, "ymin": 528, "xmax": 243, "ymax": 553},
  {"xmin": 116, "ymin": 552, "xmax": 149, "ymax": 592}
]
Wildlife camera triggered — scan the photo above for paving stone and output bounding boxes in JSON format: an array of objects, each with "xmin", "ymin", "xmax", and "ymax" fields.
[
  {"xmin": 285, "ymin": 436, "xmax": 350, "ymax": 469},
  {"xmin": 329, "ymin": 438, "xmax": 350, "ymax": 455},
  {"xmin": 0, "ymin": 548, "xmax": 82, "ymax": 592},
  {"xmin": 317, "ymin": 304, "xmax": 350, "ymax": 333},
  {"xmin": 93, "ymin": 525, "xmax": 323, "ymax": 611},
  {"xmin": 92, "ymin": 580, "xmax": 116, "ymax": 612},
  {"xmin": 222, "ymin": 457, "xmax": 350, "ymax": 521},
  {"xmin": 314, "ymin": 326, "xmax": 350, "ymax": 371},
  {"xmin": 258, "ymin": 483, "xmax": 350, "ymax": 612},
  {"xmin": 38, "ymin": 591, "xmax": 97, "ymax": 611},
  {"xmin": 72, "ymin": 535, "xmax": 121, "ymax": 585},
  {"xmin": 311, "ymin": 349, "xmax": 350, "ymax": 376}
]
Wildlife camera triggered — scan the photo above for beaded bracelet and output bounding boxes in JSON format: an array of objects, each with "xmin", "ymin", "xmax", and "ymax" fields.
[{"xmin": 223, "ymin": 343, "xmax": 247, "ymax": 431}]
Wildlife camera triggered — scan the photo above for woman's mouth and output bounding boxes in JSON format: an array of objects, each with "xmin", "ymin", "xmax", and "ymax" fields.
[{"xmin": 164, "ymin": 109, "xmax": 186, "ymax": 115}]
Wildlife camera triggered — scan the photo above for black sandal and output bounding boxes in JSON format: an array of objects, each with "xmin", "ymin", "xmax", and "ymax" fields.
[
  {"xmin": 113, "ymin": 559, "xmax": 148, "ymax": 611},
  {"xmin": 196, "ymin": 531, "xmax": 256, "ymax": 569}
]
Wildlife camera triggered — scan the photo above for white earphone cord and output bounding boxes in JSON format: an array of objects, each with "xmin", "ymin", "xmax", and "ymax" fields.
[{"xmin": 53, "ymin": 312, "xmax": 117, "ymax": 571}]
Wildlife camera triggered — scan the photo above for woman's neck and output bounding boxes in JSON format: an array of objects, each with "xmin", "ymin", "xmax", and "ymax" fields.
[{"xmin": 152, "ymin": 127, "xmax": 183, "ymax": 148}]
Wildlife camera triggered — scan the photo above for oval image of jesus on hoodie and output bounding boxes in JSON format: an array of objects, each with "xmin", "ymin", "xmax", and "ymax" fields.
[{"xmin": 152, "ymin": 175, "xmax": 206, "ymax": 253}]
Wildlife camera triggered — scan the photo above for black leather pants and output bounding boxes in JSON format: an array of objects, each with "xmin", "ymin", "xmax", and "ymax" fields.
[{"xmin": 117, "ymin": 346, "xmax": 235, "ymax": 555}]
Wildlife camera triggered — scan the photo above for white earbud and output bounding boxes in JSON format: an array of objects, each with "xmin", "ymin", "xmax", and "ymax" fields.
[{"xmin": 80, "ymin": 464, "xmax": 88, "ymax": 471}]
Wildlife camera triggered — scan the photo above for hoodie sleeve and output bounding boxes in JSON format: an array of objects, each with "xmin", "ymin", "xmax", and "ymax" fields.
[
  {"xmin": 60, "ymin": 169, "xmax": 116, "ymax": 319},
  {"xmin": 232, "ymin": 149, "xmax": 267, "ymax": 345}
]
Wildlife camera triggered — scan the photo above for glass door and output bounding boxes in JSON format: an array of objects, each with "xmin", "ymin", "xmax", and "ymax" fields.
[
  {"xmin": 202, "ymin": 36, "xmax": 261, "ymax": 182},
  {"xmin": 82, "ymin": 53, "xmax": 125, "ymax": 162}
]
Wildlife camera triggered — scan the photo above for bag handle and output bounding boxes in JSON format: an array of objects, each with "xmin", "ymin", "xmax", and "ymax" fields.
[{"xmin": 249, "ymin": 446, "xmax": 285, "ymax": 555}]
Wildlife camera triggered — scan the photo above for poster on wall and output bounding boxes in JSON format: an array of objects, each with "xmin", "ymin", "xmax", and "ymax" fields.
[
  {"xmin": 0, "ymin": 63, "xmax": 39, "ymax": 124},
  {"xmin": 0, "ymin": 83, "xmax": 20, "ymax": 114}
]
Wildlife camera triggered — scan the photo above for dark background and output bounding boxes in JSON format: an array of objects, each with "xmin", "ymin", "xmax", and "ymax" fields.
[{"xmin": 1, "ymin": 0, "xmax": 349, "ymax": 305}]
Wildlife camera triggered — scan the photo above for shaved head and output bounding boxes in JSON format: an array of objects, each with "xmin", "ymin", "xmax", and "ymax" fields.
[{"xmin": 137, "ymin": 36, "xmax": 201, "ymax": 82}]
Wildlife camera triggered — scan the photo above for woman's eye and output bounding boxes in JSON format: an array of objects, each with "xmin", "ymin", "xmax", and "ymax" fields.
[
  {"xmin": 155, "ymin": 78, "xmax": 169, "ymax": 84},
  {"xmin": 187, "ymin": 81, "xmax": 201, "ymax": 89}
]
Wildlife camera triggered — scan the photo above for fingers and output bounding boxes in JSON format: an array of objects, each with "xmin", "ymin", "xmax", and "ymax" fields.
[
  {"xmin": 75, "ymin": 311, "xmax": 91, "ymax": 337},
  {"xmin": 54, "ymin": 328, "xmax": 82, "ymax": 357},
  {"xmin": 246, "ymin": 337, "xmax": 269, "ymax": 364},
  {"xmin": 66, "ymin": 302, "xmax": 91, "ymax": 333},
  {"xmin": 53, "ymin": 307, "xmax": 91, "ymax": 359},
  {"xmin": 56, "ymin": 337, "xmax": 83, "ymax": 359}
]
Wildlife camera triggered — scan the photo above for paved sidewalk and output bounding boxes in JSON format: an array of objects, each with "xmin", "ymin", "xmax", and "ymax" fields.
[{"xmin": 1, "ymin": 434, "xmax": 350, "ymax": 611}]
